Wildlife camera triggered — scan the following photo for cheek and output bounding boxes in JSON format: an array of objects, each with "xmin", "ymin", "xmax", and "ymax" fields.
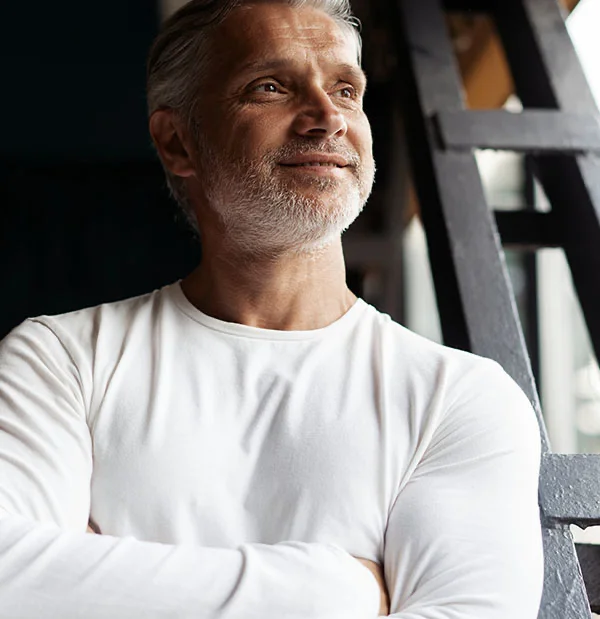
[
  {"xmin": 351, "ymin": 117, "xmax": 374, "ymax": 161},
  {"xmin": 196, "ymin": 104, "xmax": 258, "ymax": 161},
  {"xmin": 222, "ymin": 111, "xmax": 289, "ymax": 160}
]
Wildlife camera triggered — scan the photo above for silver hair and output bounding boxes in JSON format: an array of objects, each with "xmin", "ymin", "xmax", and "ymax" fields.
[{"xmin": 146, "ymin": 0, "xmax": 363, "ymax": 230}]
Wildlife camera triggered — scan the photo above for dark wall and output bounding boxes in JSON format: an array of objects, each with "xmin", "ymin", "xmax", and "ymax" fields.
[
  {"xmin": 0, "ymin": 1, "xmax": 200, "ymax": 338},
  {"xmin": 2, "ymin": 0, "xmax": 156, "ymax": 159}
]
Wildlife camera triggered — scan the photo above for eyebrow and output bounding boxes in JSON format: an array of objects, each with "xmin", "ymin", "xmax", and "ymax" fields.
[{"xmin": 237, "ymin": 59, "xmax": 368, "ymax": 89}]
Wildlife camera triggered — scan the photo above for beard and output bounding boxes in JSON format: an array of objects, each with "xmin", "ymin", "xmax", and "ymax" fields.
[{"xmin": 197, "ymin": 138, "xmax": 375, "ymax": 257}]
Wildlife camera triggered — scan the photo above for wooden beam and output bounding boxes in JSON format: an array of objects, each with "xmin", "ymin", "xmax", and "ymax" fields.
[{"xmin": 437, "ymin": 109, "xmax": 600, "ymax": 152}]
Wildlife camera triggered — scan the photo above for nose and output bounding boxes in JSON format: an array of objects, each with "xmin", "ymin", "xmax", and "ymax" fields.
[{"xmin": 292, "ymin": 88, "xmax": 348, "ymax": 139}]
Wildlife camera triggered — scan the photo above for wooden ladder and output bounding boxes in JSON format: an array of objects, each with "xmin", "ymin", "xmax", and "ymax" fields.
[{"xmin": 394, "ymin": 0, "xmax": 600, "ymax": 615}]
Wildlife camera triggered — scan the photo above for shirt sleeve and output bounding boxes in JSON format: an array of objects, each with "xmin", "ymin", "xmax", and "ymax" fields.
[
  {"xmin": 382, "ymin": 360, "xmax": 544, "ymax": 619},
  {"xmin": 0, "ymin": 319, "xmax": 380, "ymax": 619}
]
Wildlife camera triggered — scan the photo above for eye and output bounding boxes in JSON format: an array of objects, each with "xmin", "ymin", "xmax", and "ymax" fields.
[
  {"xmin": 253, "ymin": 82, "xmax": 281, "ymax": 94},
  {"xmin": 335, "ymin": 85, "xmax": 358, "ymax": 99}
]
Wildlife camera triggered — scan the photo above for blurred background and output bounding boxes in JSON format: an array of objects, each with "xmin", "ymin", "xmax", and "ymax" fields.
[{"xmin": 1, "ymin": 0, "xmax": 600, "ymax": 466}]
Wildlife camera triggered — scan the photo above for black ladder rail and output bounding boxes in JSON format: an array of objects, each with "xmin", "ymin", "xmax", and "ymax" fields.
[{"xmin": 393, "ymin": 0, "xmax": 600, "ymax": 616}]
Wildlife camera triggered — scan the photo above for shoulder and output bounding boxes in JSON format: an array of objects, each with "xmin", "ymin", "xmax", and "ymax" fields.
[
  {"xmin": 1, "ymin": 283, "xmax": 183, "ymax": 378},
  {"xmin": 20, "ymin": 283, "xmax": 179, "ymax": 349},
  {"xmin": 361, "ymin": 301, "xmax": 510, "ymax": 387},
  {"xmin": 361, "ymin": 302, "xmax": 539, "ymax": 445}
]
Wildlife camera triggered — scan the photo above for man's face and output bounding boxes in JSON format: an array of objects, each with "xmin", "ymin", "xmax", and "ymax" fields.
[{"xmin": 190, "ymin": 2, "xmax": 375, "ymax": 254}]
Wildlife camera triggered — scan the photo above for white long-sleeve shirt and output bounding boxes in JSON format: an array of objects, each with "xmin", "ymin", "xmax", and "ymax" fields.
[{"xmin": 0, "ymin": 282, "xmax": 543, "ymax": 618}]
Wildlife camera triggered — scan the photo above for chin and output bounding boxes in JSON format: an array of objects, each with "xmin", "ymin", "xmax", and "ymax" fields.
[
  {"xmin": 225, "ymin": 209, "xmax": 359, "ymax": 258},
  {"xmin": 207, "ymin": 175, "xmax": 366, "ymax": 257}
]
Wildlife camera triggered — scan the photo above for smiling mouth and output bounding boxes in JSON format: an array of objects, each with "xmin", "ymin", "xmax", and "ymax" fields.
[{"xmin": 280, "ymin": 162, "xmax": 345, "ymax": 168}]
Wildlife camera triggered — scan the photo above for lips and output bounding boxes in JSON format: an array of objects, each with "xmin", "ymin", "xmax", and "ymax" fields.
[
  {"xmin": 279, "ymin": 154, "xmax": 350, "ymax": 168},
  {"xmin": 288, "ymin": 162, "xmax": 341, "ymax": 167}
]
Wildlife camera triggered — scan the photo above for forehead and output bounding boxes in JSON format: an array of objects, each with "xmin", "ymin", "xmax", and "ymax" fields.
[{"xmin": 208, "ymin": 3, "xmax": 360, "ymax": 75}]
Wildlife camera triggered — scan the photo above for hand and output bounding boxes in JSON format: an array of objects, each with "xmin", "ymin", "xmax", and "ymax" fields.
[
  {"xmin": 86, "ymin": 519, "xmax": 100, "ymax": 534},
  {"xmin": 354, "ymin": 557, "xmax": 390, "ymax": 616}
]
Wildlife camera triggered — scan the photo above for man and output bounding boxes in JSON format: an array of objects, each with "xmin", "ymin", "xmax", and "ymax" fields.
[{"xmin": 0, "ymin": 0, "xmax": 543, "ymax": 617}]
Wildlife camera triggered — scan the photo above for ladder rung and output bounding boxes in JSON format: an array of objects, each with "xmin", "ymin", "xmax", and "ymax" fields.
[
  {"xmin": 540, "ymin": 453, "xmax": 600, "ymax": 527},
  {"xmin": 494, "ymin": 210, "xmax": 561, "ymax": 249},
  {"xmin": 436, "ymin": 110, "xmax": 600, "ymax": 153}
]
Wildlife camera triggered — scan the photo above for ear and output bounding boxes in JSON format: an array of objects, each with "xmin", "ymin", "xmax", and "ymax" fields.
[{"xmin": 149, "ymin": 109, "xmax": 196, "ymax": 178}]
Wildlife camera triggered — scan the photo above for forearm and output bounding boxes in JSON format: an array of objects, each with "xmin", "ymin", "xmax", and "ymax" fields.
[{"xmin": 0, "ymin": 513, "xmax": 379, "ymax": 619}]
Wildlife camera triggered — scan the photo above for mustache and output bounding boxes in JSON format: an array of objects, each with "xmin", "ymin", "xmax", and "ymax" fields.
[{"xmin": 267, "ymin": 140, "xmax": 362, "ymax": 168}]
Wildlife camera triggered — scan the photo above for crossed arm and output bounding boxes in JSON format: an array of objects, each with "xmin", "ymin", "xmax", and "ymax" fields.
[
  {"xmin": 85, "ymin": 524, "xmax": 392, "ymax": 613},
  {"xmin": 0, "ymin": 319, "xmax": 543, "ymax": 618}
]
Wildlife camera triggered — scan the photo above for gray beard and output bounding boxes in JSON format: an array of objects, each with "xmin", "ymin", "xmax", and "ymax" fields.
[{"xmin": 198, "ymin": 141, "xmax": 374, "ymax": 257}]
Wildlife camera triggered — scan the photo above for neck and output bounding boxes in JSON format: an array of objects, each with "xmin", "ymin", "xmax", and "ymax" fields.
[{"xmin": 181, "ymin": 237, "xmax": 356, "ymax": 331}]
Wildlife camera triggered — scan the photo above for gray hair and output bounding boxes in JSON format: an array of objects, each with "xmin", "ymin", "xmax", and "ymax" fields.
[{"xmin": 146, "ymin": 0, "xmax": 362, "ymax": 229}]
